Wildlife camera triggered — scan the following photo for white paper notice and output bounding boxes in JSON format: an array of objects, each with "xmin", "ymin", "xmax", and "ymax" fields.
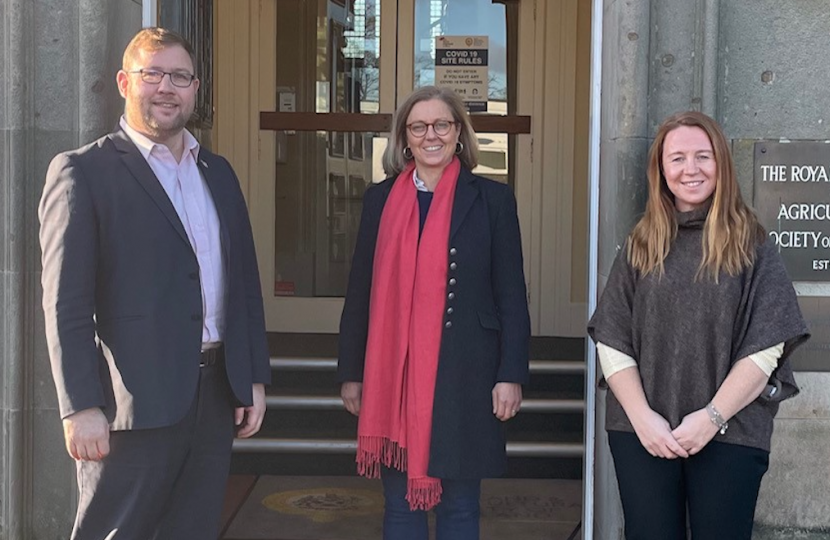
[{"xmin": 435, "ymin": 35, "xmax": 489, "ymax": 112}]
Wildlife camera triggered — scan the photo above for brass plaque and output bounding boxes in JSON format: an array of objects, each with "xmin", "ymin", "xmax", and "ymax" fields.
[{"xmin": 754, "ymin": 142, "xmax": 830, "ymax": 282}]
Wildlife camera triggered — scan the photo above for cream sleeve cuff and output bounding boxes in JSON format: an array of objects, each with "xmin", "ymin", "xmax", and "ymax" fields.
[
  {"xmin": 749, "ymin": 342, "xmax": 785, "ymax": 376},
  {"xmin": 596, "ymin": 342, "xmax": 784, "ymax": 378},
  {"xmin": 597, "ymin": 342, "xmax": 638, "ymax": 379}
]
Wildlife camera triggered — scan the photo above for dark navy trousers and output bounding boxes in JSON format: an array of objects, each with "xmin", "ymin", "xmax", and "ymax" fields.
[
  {"xmin": 608, "ymin": 430, "xmax": 769, "ymax": 540},
  {"xmin": 70, "ymin": 363, "xmax": 236, "ymax": 540}
]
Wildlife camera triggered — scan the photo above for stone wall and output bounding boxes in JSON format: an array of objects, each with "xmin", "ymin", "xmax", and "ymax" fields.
[{"xmin": 0, "ymin": 1, "xmax": 140, "ymax": 538}]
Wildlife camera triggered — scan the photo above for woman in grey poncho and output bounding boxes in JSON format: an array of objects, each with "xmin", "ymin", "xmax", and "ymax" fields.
[{"xmin": 588, "ymin": 111, "xmax": 809, "ymax": 540}]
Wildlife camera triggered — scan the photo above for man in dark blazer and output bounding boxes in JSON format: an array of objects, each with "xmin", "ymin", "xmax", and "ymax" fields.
[{"xmin": 39, "ymin": 28, "xmax": 270, "ymax": 539}]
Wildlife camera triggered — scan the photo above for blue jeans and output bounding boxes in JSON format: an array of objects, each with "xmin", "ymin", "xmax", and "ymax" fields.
[{"xmin": 381, "ymin": 466, "xmax": 481, "ymax": 540}]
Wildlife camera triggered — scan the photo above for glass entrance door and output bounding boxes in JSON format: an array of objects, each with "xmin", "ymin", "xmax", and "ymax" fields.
[
  {"xmin": 271, "ymin": 0, "xmax": 384, "ymax": 300},
  {"xmin": 258, "ymin": 0, "xmax": 531, "ymax": 332}
]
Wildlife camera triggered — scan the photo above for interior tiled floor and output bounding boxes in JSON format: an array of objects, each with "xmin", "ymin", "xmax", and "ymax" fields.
[{"xmin": 222, "ymin": 475, "xmax": 582, "ymax": 540}]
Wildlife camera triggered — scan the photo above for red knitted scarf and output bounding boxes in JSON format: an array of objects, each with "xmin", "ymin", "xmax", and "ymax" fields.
[{"xmin": 356, "ymin": 157, "xmax": 460, "ymax": 511}]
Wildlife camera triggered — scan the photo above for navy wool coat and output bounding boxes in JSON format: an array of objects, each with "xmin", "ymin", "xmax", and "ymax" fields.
[{"xmin": 338, "ymin": 167, "xmax": 531, "ymax": 479}]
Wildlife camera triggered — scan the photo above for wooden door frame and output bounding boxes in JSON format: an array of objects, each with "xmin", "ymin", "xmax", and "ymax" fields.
[{"xmin": 241, "ymin": 0, "xmax": 537, "ymax": 333}]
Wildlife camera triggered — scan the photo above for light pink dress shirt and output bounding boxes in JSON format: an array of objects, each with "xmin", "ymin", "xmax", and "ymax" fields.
[{"xmin": 120, "ymin": 117, "xmax": 225, "ymax": 348}]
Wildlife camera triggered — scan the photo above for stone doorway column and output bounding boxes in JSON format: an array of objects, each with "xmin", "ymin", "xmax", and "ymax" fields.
[{"xmin": 0, "ymin": 2, "xmax": 140, "ymax": 538}]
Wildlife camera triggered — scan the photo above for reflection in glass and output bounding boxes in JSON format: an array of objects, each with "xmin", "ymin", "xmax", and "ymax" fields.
[
  {"xmin": 413, "ymin": 0, "xmax": 508, "ymax": 105},
  {"xmin": 344, "ymin": 0, "xmax": 381, "ymax": 109},
  {"xmin": 273, "ymin": 0, "xmax": 381, "ymax": 298},
  {"xmin": 158, "ymin": 0, "xmax": 213, "ymax": 128},
  {"xmin": 474, "ymin": 132, "xmax": 508, "ymax": 185},
  {"xmin": 413, "ymin": 0, "xmax": 513, "ymax": 186}
]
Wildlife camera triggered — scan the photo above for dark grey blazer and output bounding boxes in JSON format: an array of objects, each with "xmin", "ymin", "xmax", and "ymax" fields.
[
  {"xmin": 39, "ymin": 128, "xmax": 271, "ymax": 431},
  {"xmin": 338, "ymin": 168, "xmax": 531, "ymax": 479}
]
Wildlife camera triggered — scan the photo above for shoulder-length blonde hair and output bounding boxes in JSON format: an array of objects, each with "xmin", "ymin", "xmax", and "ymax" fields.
[
  {"xmin": 627, "ymin": 110, "xmax": 764, "ymax": 281},
  {"xmin": 382, "ymin": 86, "xmax": 479, "ymax": 177}
]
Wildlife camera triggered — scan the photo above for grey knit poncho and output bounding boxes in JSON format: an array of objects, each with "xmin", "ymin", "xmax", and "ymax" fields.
[{"xmin": 588, "ymin": 206, "xmax": 810, "ymax": 452}]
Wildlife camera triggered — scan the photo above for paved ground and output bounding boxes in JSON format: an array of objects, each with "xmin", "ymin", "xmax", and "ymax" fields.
[
  {"xmin": 223, "ymin": 475, "xmax": 582, "ymax": 540},
  {"xmin": 753, "ymin": 526, "xmax": 830, "ymax": 539},
  {"xmin": 221, "ymin": 475, "xmax": 828, "ymax": 539}
]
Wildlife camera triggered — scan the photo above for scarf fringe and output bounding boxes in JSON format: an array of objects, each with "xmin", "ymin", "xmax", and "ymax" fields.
[
  {"xmin": 406, "ymin": 477, "xmax": 443, "ymax": 511},
  {"xmin": 356, "ymin": 435, "xmax": 408, "ymax": 478}
]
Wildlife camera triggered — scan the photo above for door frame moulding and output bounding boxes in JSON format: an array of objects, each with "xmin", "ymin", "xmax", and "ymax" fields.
[
  {"xmin": 230, "ymin": 0, "xmax": 540, "ymax": 333},
  {"xmin": 583, "ymin": 0, "xmax": 604, "ymax": 535},
  {"xmin": 526, "ymin": 0, "xmax": 587, "ymax": 337}
]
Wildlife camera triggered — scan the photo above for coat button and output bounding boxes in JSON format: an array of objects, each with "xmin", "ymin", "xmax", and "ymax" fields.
[
  {"xmin": 450, "ymin": 262, "xmax": 457, "ymax": 270},
  {"xmin": 447, "ymin": 307, "xmax": 454, "ymax": 315},
  {"xmin": 448, "ymin": 292, "xmax": 455, "ymax": 300},
  {"xmin": 445, "ymin": 321, "xmax": 452, "ymax": 329},
  {"xmin": 191, "ymin": 314, "xmax": 201, "ymax": 321},
  {"xmin": 449, "ymin": 247, "xmax": 457, "ymax": 256},
  {"xmin": 449, "ymin": 278, "xmax": 457, "ymax": 286}
]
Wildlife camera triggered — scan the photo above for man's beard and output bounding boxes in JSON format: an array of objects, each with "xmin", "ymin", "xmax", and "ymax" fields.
[
  {"xmin": 125, "ymin": 98, "xmax": 193, "ymax": 141},
  {"xmin": 143, "ymin": 107, "xmax": 191, "ymax": 138}
]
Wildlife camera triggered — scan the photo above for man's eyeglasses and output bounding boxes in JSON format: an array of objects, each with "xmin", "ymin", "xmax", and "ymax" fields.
[
  {"xmin": 128, "ymin": 69, "xmax": 197, "ymax": 88},
  {"xmin": 406, "ymin": 120, "xmax": 457, "ymax": 138}
]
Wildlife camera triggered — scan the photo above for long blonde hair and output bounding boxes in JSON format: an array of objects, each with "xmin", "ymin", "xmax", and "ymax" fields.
[{"xmin": 627, "ymin": 111, "xmax": 764, "ymax": 281}]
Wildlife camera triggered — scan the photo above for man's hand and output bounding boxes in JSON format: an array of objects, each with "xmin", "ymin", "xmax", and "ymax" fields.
[
  {"xmin": 671, "ymin": 408, "xmax": 719, "ymax": 455},
  {"xmin": 235, "ymin": 383, "xmax": 266, "ymax": 438},
  {"xmin": 63, "ymin": 408, "xmax": 110, "ymax": 461},
  {"xmin": 492, "ymin": 382, "xmax": 522, "ymax": 421},
  {"xmin": 341, "ymin": 382, "xmax": 363, "ymax": 416}
]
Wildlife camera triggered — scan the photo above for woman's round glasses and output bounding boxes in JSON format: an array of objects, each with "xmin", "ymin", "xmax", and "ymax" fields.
[{"xmin": 406, "ymin": 120, "xmax": 457, "ymax": 138}]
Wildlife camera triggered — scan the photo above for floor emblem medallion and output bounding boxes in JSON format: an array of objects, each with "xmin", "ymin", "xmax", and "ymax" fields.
[{"xmin": 262, "ymin": 488, "xmax": 384, "ymax": 523}]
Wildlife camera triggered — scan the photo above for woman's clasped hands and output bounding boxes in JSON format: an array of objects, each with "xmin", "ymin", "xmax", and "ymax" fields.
[{"xmin": 630, "ymin": 406, "xmax": 719, "ymax": 459}]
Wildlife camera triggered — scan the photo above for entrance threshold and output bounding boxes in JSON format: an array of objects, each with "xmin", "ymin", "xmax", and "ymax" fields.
[{"xmin": 221, "ymin": 475, "xmax": 582, "ymax": 539}]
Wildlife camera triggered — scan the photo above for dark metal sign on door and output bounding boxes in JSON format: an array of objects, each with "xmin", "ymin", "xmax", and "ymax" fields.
[{"xmin": 754, "ymin": 142, "xmax": 830, "ymax": 282}]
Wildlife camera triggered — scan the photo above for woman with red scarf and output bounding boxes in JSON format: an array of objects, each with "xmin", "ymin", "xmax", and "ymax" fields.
[{"xmin": 338, "ymin": 86, "xmax": 531, "ymax": 540}]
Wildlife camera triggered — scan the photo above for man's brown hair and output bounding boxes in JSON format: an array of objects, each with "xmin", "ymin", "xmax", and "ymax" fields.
[{"xmin": 122, "ymin": 27, "xmax": 197, "ymax": 72}]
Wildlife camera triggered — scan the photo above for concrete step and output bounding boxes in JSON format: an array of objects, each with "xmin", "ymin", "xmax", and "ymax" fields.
[
  {"xmin": 233, "ymin": 438, "xmax": 584, "ymax": 458},
  {"xmin": 254, "ymin": 408, "xmax": 583, "ymax": 441},
  {"xmin": 266, "ymin": 334, "xmax": 586, "ymax": 363},
  {"xmin": 268, "ymin": 357, "xmax": 586, "ymax": 400},
  {"xmin": 271, "ymin": 357, "xmax": 586, "ymax": 375},
  {"xmin": 264, "ymin": 394, "xmax": 585, "ymax": 413},
  {"xmin": 232, "ymin": 334, "xmax": 586, "ymax": 479}
]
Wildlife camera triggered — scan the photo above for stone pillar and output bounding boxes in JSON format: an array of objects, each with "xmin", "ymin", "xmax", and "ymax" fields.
[
  {"xmin": 594, "ymin": 0, "xmax": 654, "ymax": 537},
  {"xmin": 0, "ymin": 2, "xmax": 139, "ymax": 538},
  {"xmin": 2, "ymin": 2, "xmax": 40, "ymax": 537}
]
